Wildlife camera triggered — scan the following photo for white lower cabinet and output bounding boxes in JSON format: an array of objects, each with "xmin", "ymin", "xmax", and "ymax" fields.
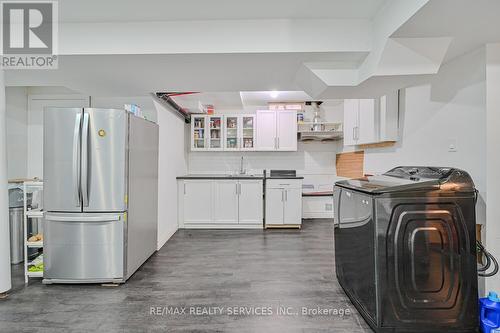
[
  {"xmin": 214, "ymin": 181, "xmax": 239, "ymax": 223},
  {"xmin": 283, "ymin": 188, "xmax": 302, "ymax": 223},
  {"xmin": 265, "ymin": 188, "xmax": 285, "ymax": 225},
  {"xmin": 238, "ymin": 180, "xmax": 263, "ymax": 224},
  {"xmin": 183, "ymin": 180, "xmax": 213, "ymax": 224},
  {"xmin": 179, "ymin": 179, "xmax": 263, "ymax": 228},
  {"xmin": 265, "ymin": 179, "xmax": 302, "ymax": 227}
]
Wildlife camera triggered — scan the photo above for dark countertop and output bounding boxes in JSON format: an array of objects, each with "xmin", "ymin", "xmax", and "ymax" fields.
[
  {"xmin": 267, "ymin": 176, "xmax": 304, "ymax": 180},
  {"xmin": 177, "ymin": 174, "xmax": 264, "ymax": 180},
  {"xmin": 302, "ymin": 191, "xmax": 333, "ymax": 197},
  {"xmin": 176, "ymin": 174, "xmax": 304, "ymax": 180}
]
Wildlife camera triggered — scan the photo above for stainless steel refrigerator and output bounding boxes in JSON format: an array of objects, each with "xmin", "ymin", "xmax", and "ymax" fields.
[{"xmin": 43, "ymin": 108, "xmax": 159, "ymax": 284}]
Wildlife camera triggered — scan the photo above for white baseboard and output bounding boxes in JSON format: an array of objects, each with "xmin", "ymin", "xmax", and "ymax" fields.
[{"xmin": 180, "ymin": 224, "xmax": 263, "ymax": 229}]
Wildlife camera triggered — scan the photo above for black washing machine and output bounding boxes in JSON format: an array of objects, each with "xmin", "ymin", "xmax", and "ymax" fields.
[{"xmin": 333, "ymin": 166, "xmax": 478, "ymax": 333}]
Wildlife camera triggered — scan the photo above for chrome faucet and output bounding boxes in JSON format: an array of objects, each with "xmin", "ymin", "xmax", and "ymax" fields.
[{"xmin": 239, "ymin": 156, "xmax": 246, "ymax": 175}]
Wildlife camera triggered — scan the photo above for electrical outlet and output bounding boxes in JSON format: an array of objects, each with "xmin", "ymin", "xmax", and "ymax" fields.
[{"xmin": 448, "ymin": 139, "xmax": 458, "ymax": 152}]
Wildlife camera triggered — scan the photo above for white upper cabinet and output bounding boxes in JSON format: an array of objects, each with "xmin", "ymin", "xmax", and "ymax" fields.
[
  {"xmin": 191, "ymin": 110, "xmax": 298, "ymax": 152},
  {"xmin": 191, "ymin": 115, "xmax": 224, "ymax": 151},
  {"xmin": 224, "ymin": 115, "xmax": 240, "ymax": 151},
  {"xmin": 357, "ymin": 99, "xmax": 377, "ymax": 145},
  {"xmin": 208, "ymin": 115, "xmax": 224, "ymax": 151},
  {"xmin": 191, "ymin": 114, "xmax": 256, "ymax": 151},
  {"xmin": 240, "ymin": 115, "xmax": 256, "ymax": 151},
  {"xmin": 256, "ymin": 110, "xmax": 297, "ymax": 151},
  {"xmin": 223, "ymin": 115, "xmax": 257, "ymax": 151},
  {"xmin": 378, "ymin": 93, "xmax": 399, "ymax": 142},
  {"xmin": 343, "ymin": 92, "xmax": 399, "ymax": 146},
  {"xmin": 256, "ymin": 110, "xmax": 277, "ymax": 151},
  {"xmin": 343, "ymin": 99, "xmax": 359, "ymax": 146},
  {"xmin": 276, "ymin": 110, "xmax": 298, "ymax": 151},
  {"xmin": 191, "ymin": 115, "xmax": 207, "ymax": 151}
]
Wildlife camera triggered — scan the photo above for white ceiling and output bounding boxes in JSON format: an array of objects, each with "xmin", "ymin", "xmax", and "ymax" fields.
[
  {"xmin": 392, "ymin": 0, "xmax": 500, "ymax": 63},
  {"xmin": 58, "ymin": 0, "xmax": 388, "ymax": 22},
  {"xmin": 6, "ymin": 0, "xmax": 500, "ymax": 101},
  {"xmin": 240, "ymin": 91, "xmax": 313, "ymax": 106},
  {"xmin": 170, "ymin": 92, "xmax": 244, "ymax": 111}
]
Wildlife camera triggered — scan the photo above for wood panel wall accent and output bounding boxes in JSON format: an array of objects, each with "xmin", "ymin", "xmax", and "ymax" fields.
[
  {"xmin": 358, "ymin": 141, "xmax": 396, "ymax": 149},
  {"xmin": 336, "ymin": 151, "xmax": 364, "ymax": 179}
]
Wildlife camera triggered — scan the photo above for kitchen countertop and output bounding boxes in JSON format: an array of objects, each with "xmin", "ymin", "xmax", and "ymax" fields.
[
  {"xmin": 267, "ymin": 176, "xmax": 304, "ymax": 180},
  {"xmin": 177, "ymin": 174, "xmax": 264, "ymax": 180},
  {"xmin": 302, "ymin": 191, "xmax": 333, "ymax": 197},
  {"xmin": 176, "ymin": 174, "xmax": 304, "ymax": 180}
]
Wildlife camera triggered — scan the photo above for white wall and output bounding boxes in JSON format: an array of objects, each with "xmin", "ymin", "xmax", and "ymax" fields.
[
  {"xmin": 188, "ymin": 102, "xmax": 344, "ymax": 189},
  {"xmin": 91, "ymin": 96, "xmax": 157, "ymax": 123},
  {"xmin": 486, "ymin": 43, "xmax": 500, "ymax": 293},
  {"xmin": 5, "ymin": 87, "xmax": 157, "ymax": 179},
  {"xmin": 363, "ymin": 48, "xmax": 487, "ymax": 215},
  {"xmin": 155, "ymin": 99, "xmax": 188, "ymax": 250},
  {"xmin": 5, "ymin": 87, "xmax": 28, "ymax": 180}
]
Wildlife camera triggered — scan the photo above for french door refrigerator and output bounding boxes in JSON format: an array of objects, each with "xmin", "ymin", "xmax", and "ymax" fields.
[{"xmin": 43, "ymin": 108, "xmax": 159, "ymax": 284}]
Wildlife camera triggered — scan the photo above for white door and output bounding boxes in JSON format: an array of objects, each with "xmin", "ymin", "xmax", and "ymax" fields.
[
  {"xmin": 214, "ymin": 181, "xmax": 239, "ymax": 223},
  {"xmin": 265, "ymin": 188, "xmax": 284, "ymax": 225},
  {"xmin": 238, "ymin": 180, "xmax": 263, "ymax": 224},
  {"xmin": 256, "ymin": 110, "xmax": 277, "ymax": 151},
  {"xmin": 357, "ymin": 99, "xmax": 378, "ymax": 145},
  {"xmin": 276, "ymin": 111, "xmax": 297, "ymax": 151},
  {"xmin": 28, "ymin": 95, "xmax": 90, "ymax": 179},
  {"xmin": 284, "ymin": 188, "xmax": 302, "ymax": 225},
  {"xmin": 343, "ymin": 99, "xmax": 359, "ymax": 146},
  {"xmin": 183, "ymin": 180, "xmax": 213, "ymax": 223}
]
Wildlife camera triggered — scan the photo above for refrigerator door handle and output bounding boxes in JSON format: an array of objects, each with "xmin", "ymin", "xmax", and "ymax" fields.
[
  {"xmin": 73, "ymin": 113, "xmax": 82, "ymax": 206},
  {"xmin": 81, "ymin": 112, "xmax": 90, "ymax": 207},
  {"xmin": 45, "ymin": 214, "xmax": 121, "ymax": 222}
]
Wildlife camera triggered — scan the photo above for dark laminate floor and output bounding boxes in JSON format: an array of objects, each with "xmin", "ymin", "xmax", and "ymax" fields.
[{"xmin": 0, "ymin": 219, "xmax": 371, "ymax": 333}]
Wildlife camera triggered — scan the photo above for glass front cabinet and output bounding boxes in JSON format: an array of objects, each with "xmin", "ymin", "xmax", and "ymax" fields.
[
  {"xmin": 208, "ymin": 116, "xmax": 223, "ymax": 151},
  {"xmin": 240, "ymin": 115, "xmax": 256, "ymax": 151},
  {"xmin": 191, "ymin": 115, "xmax": 207, "ymax": 151},
  {"xmin": 191, "ymin": 114, "xmax": 256, "ymax": 151},
  {"xmin": 223, "ymin": 115, "xmax": 256, "ymax": 151},
  {"xmin": 224, "ymin": 116, "xmax": 239, "ymax": 151}
]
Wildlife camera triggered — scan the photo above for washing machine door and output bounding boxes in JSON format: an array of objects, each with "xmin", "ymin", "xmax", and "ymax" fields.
[
  {"xmin": 381, "ymin": 199, "xmax": 478, "ymax": 330},
  {"xmin": 334, "ymin": 186, "xmax": 377, "ymax": 322}
]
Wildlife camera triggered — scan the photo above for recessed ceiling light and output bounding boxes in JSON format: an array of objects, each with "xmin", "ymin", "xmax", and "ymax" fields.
[{"xmin": 269, "ymin": 91, "xmax": 279, "ymax": 99}]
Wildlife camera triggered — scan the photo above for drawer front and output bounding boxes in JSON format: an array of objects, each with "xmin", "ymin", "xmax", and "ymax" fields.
[{"xmin": 266, "ymin": 179, "xmax": 302, "ymax": 189}]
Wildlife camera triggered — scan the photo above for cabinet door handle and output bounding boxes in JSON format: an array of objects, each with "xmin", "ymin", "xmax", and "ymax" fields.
[
  {"xmin": 277, "ymin": 137, "xmax": 280, "ymax": 149},
  {"xmin": 238, "ymin": 183, "xmax": 241, "ymax": 195},
  {"xmin": 184, "ymin": 183, "xmax": 186, "ymax": 195},
  {"xmin": 285, "ymin": 190, "xmax": 288, "ymax": 201},
  {"xmin": 352, "ymin": 127, "xmax": 356, "ymax": 140},
  {"xmin": 236, "ymin": 183, "xmax": 239, "ymax": 195},
  {"xmin": 281, "ymin": 190, "xmax": 284, "ymax": 202}
]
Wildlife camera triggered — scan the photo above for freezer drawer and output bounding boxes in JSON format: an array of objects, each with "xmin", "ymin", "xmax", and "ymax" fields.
[{"xmin": 44, "ymin": 213, "xmax": 124, "ymax": 283}]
